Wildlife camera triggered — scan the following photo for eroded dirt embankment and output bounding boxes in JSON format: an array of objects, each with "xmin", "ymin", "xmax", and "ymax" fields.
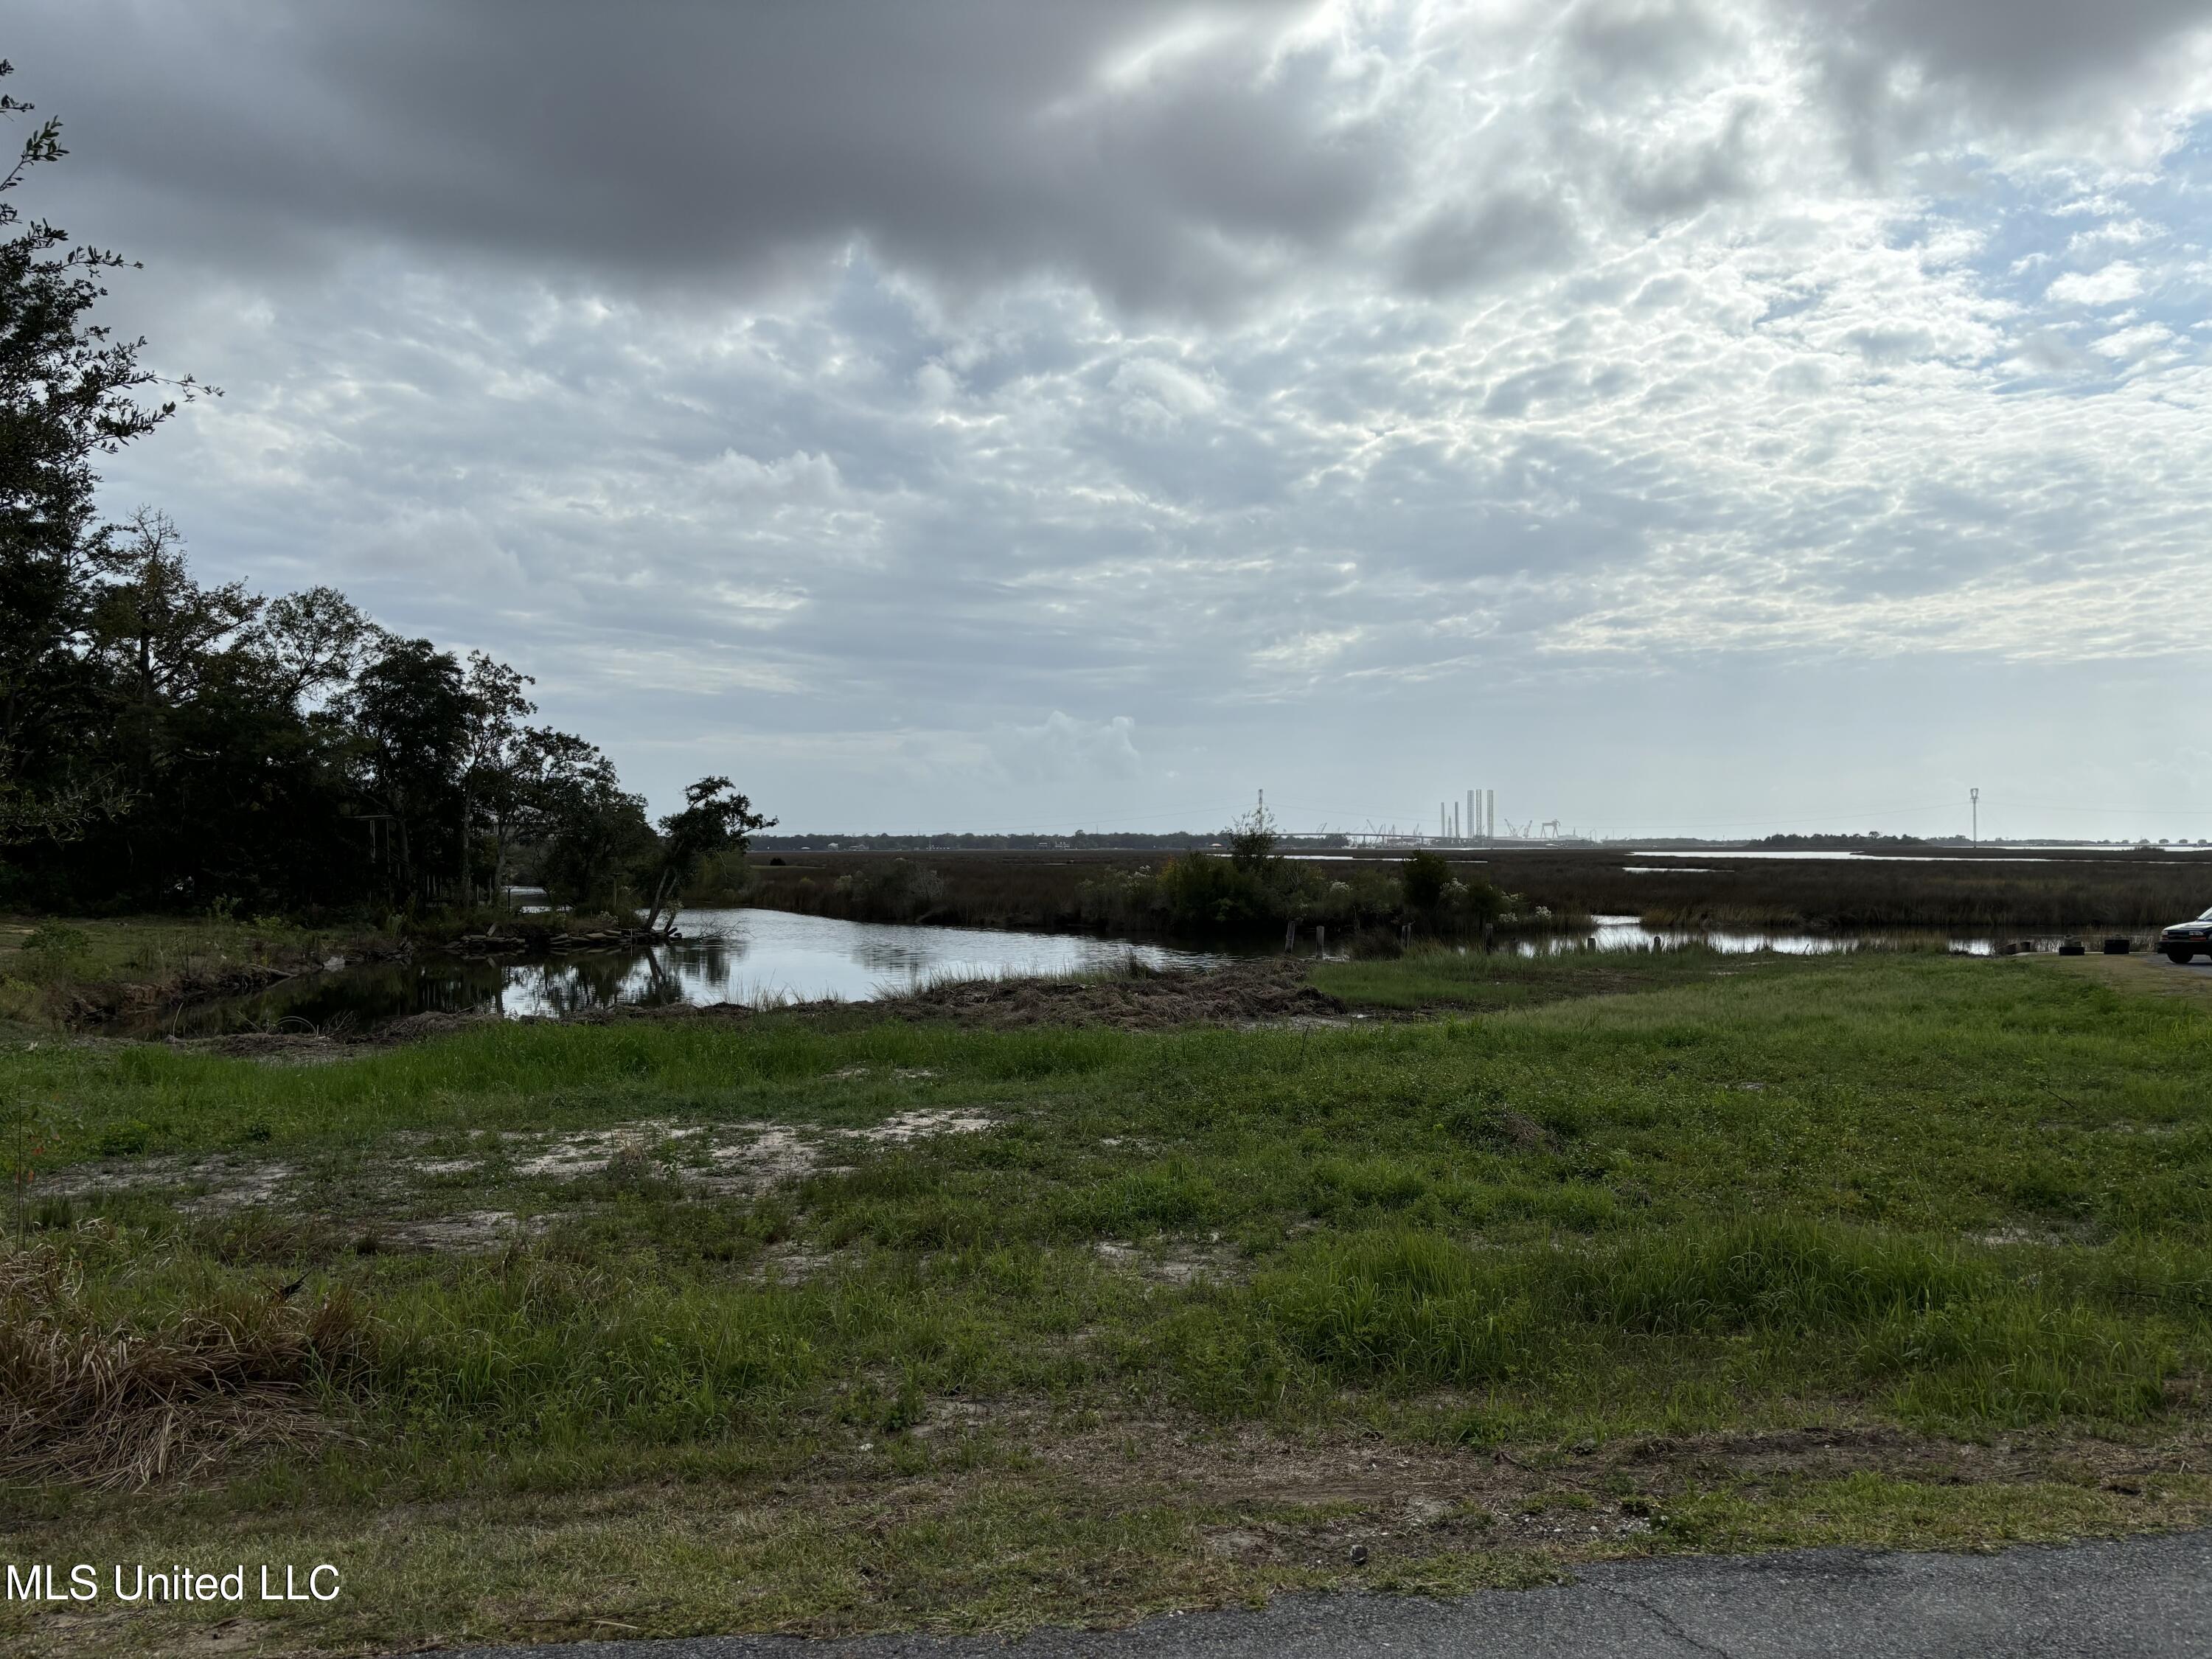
[{"xmin": 170, "ymin": 959, "xmax": 1346, "ymax": 1060}]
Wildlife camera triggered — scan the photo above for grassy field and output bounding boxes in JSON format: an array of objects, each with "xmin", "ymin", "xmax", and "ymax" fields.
[{"xmin": 4, "ymin": 948, "xmax": 2212, "ymax": 1655}]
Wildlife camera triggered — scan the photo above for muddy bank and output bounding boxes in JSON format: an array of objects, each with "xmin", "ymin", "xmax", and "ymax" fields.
[
  {"xmin": 34, "ymin": 914, "xmax": 669, "ymax": 1034},
  {"xmin": 168, "ymin": 959, "xmax": 1344, "ymax": 1058},
  {"xmin": 869, "ymin": 957, "xmax": 1342, "ymax": 1029},
  {"xmin": 535, "ymin": 956, "xmax": 1342, "ymax": 1034},
  {"xmin": 436, "ymin": 919, "xmax": 671, "ymax": 958},
  {"xmin": 41, "ymin": 936, "xmax": 411, "ymax": 1029}
]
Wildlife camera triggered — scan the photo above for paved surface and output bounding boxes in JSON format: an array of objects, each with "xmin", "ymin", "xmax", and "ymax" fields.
[{"xmin": 425, "ymin": 1531, "xmax": 2212, "ymax": 1658}]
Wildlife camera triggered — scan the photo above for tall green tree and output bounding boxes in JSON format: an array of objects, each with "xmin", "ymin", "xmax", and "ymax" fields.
[
  {"xmin": 642, "ymin": 776, "xmax": 774, "ymax": 934},
  {"xmin": 520, "ymin": 730, "xmax": 654, "ymax": 913},
  {"xmin": 345, "ymin": 638, "xmax": 470, "ymax": 905},
  {"xmin": 458, "ymin": 650, "xmax": 535, "ymax": 904},
  {"xmin": 0, "ymin": 63, "xmax": 745, "ymax": 923},
  {"xmin": 0, "ymin": 63, "xmax": 209, "ymax": 847}
]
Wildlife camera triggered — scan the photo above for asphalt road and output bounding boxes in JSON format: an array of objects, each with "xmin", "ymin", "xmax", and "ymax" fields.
[{"xmin": 428, "ymin": 1531, "xmax": 2212, "ymax": 1659}]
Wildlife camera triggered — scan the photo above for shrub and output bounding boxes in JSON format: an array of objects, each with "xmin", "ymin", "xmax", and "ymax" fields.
[
  {"xmin": 1402, "ymin": 852, "xmax": 1452, "ymax": 911},
  {"xmin": 1075, "ymin": 867, "xmax": 1157, "ymax": 931},
  {"xmin": 838, "ymin": 859, "xmax": 947, "ymax": 922},
  {"xmin": 1154, "ymin": 854, "xmax": 1279, "ymax": 931}
]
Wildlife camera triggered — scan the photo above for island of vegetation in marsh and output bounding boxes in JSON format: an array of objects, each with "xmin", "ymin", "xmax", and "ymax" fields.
[
  {"xmin": 5, "ymin": 946, "xmax": 2212, "ymax": 1656},
  {"xmin": 741, "ymin": 842, "xmax": 2212, "ymax": 941}
]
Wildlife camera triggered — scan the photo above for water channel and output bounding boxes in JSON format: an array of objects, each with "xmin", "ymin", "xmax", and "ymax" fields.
[
  {"xmin": 147, "ymin": 906, "xmax": 2107, "ymax": 1035},
  {"xmin": 149, "ymin": 908, "xmax": 1228, "ymax": 1035}
]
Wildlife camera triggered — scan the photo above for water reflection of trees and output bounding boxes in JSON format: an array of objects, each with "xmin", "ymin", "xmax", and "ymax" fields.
[
  {"xmin": 166, "ymin": 914, "xmax": 1220, "ymax": 1036},
  {"xmin": 664, "ymin": 936, "xmax": 737, "ymax": 1002},
  {"xmin": 508, "ymin": 953, "xmax": 652, "ymax": 1018}
]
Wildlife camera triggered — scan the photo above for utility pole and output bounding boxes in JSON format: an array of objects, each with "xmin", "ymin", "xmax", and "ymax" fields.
[{"xmin": 1971, "ymin": 787, "xmax": 1979, "ymax": 846}]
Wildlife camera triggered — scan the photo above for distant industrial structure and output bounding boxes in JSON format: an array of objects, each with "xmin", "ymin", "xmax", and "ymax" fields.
[{"xmin": 1309, "ymin": 786, "xmax": 1588, "ymax": 849}]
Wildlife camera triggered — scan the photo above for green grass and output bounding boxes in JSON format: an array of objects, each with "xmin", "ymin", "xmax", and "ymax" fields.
[
  {"xmin": 5, "ymin": 950, "xmax": 2212, "ymax": 1654},
  {"xmin": 1309, "ymin": 939, "xmax": 1774, "ymax": 1010}
]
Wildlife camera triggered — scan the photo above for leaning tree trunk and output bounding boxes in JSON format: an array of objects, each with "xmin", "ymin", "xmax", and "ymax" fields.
[{"xmin": 644, "ymin": 869, "xmax": 681, "ymax": 936}]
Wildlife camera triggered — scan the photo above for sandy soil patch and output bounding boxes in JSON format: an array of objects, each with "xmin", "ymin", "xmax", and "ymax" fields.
[
  {"xmin": 378, "ymin": 1209, "xmax": 534, "ymax": 1253},
  {"xmin": 41, "ymin": 1155, "xmax": 298, "ymax": 1214},
  {"xmin": 509, "ymin": 1120, "xmax": 704, "ymax": 1179},
  {"xmin": 504, "ymin": 1110, "xmax": 998, "ymax": 1190},
  {"xmin": 853, "ymin": 1109, "xmax": 992, "ymax": 1144},
  {"xmin": 41, "ymin": 1108, "xmax": 1001, "ymax": 1239},
  {"xmin": 1093, "ymin": 1237, "xmax": 1244, "ymax": 1285}
]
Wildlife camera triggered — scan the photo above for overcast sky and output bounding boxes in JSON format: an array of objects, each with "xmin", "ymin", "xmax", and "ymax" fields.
[{"xmin": 13, "ymin": 1, "xmax": 2212, "ymax": 839}]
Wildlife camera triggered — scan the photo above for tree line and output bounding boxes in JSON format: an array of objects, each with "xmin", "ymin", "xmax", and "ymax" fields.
[{"xmin": 0, "ymin": 62, "xmax": 766, "ymax": 920}]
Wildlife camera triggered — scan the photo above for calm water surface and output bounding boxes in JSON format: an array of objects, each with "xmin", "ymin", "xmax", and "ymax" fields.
[
  {"xmin": 1520, "ymin": 915, "xmax": 2056, "ymax": 957},
  {"xmin": 155, "ymin": 908, "xmax": 1228, "ymax": 1034},
  {"xmin": 150, "ymin": 906, "xmax": 2120, "ymax": 1035}
]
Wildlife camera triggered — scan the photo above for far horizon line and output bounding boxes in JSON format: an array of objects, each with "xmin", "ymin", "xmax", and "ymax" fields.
[{"xmin": 748, "ymin": 832, "xmax": 2212, "ymax": 850}]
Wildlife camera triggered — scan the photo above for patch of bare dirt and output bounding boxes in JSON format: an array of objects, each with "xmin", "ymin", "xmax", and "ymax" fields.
[
  {"xmin": 377, "ymin": 1209, "xmax": 533, "ymax": 1253},
  {"xmin": 504, "ymin": 1112, "xmax": 995, "ymax": 1191},
  {"xmin": 961, "ymin": 1412, "xmax": 2212, "ymax": 1568},
  {"xmin": 152, "ymin": 961, "xmax": 1348, "ymax": 1057},
  {"xmin": 1092, "ymin": 1237, "xmax": 1245, "ymax": 1285},
  {"xmin": 552, "ymin": 960, "xmax": 1343, "ymax": 1038},
  {"xmin": 41, "ymin": 1155, "xmax": 297, "ymax": 1214},
  {"xmin": 881, "ymin": 960, "xmax": 1344, "ymax": 1031},
  {"xmin": 853, "ymin": 1109, "xmax": 992, "ymax": 1143},
  {"xmin": 509, "ymin": 1120, "xmax": 700, "ymax": 1180}
]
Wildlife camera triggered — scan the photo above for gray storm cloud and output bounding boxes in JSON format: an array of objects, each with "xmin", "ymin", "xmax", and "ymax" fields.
[
  {"xmin": 15, "ymin": 0, "xmax": 1386, "ymax": 310},
  {"xmin": 9, "ymin": 0, "xmax": 2212, "ymax": 835},
  {"xmin": 22, "ymin": 0, "xmax": 2205, "ymax": 301}
]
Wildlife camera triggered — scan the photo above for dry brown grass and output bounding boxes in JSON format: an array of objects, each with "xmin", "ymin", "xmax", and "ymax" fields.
[{"xmin": 0, "ymin": 1241, "xmax": 368, "ymax": 1489}]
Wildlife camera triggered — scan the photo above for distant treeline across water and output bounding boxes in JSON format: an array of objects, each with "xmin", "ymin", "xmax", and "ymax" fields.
[{"xmin": 742, "ymin": 844, "xmax": 2212, "ymax": 937}]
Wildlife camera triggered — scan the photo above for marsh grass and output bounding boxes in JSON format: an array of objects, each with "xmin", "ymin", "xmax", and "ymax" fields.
[{"xmin": 743, "ymin": 847, "xmax": 2211, "ymax": 936}]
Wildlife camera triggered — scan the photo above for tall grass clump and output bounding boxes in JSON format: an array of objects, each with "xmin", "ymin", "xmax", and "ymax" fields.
[
  {"xmin": 1551, "ymin": 1217, "xmax": 1994, "ymax": 1334},
  {"xmin": 0, "ymin": 1240, "xmax": 369, "ymax": 1489},
  {"xmin": 1254, "ymin": 1230, "xmax": 1534, "ymax": 1385},
  {"xmin": 368, "ymin": 1260, "xmax": 836, "ymax": 1448},
  {"xmin": 1239, "ymin": 1220, "xmax": 2191, "ymax": 1428}
]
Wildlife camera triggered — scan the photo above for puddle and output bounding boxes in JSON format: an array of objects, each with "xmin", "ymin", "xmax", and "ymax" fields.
[{"xmin": 1514, "ymin": 915, "xmax": 2076, "ymax": 958}]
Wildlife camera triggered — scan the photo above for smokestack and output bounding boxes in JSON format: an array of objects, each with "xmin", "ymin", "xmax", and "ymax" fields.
[
  {"xmin": 1440, "ymin": 802, "xmax": 1446, "ymax": 840},
  {"xmin": 1486, "ymin": 789, "xmax": 1495, "ymax": 838}
]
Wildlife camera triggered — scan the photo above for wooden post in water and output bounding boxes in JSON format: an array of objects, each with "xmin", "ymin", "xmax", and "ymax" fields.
[{"xmin": 1318, "ymin": 924, "xmax": 1327, "ymax": 957}]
